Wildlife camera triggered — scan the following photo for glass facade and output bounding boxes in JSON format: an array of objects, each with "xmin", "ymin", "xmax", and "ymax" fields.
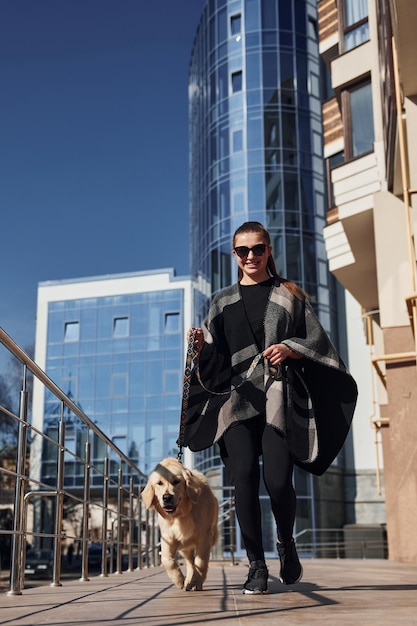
[
  {"xmin": 190, "ymin": 0, "xmax": 332, "ymax": 328},
  {"xmin": 189, "ymin": 0, "xmax": 330, "ymax": 556},
  {"xmin": 42, "ymin": 286, "xmax": 185, "ymax": 484}
]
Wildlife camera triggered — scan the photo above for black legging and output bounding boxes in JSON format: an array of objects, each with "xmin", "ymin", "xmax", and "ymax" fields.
[{"xmin": 220, "ymin": 416, "xmax": 296, "ymax": 562}]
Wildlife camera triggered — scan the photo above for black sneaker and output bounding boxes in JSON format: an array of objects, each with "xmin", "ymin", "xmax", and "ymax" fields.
[
  {"xmin": 277, "ymin": 539, "xmax": 303, "ymax": 584},
  {"xmin": 242, "ymin": 559, "xmax": 269, "ymax": 594}
]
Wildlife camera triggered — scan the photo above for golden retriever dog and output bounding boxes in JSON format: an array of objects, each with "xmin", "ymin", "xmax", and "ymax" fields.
[{"xmin": 141, "ymin": 457, "xmax": 218, "ymax": 591}]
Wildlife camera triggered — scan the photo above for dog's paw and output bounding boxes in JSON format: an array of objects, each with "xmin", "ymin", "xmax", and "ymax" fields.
[{"xmin": 184, "ymin": 576, "xmax": 203, "ymax": 591}]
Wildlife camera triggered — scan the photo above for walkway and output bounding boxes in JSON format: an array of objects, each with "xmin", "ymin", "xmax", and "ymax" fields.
[{"xmin": 1, "ymin": 558, "xmax": 417, "ymax": 625}]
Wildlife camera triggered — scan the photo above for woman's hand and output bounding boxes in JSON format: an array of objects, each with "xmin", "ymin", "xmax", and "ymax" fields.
[
  {"xmin": 186, "ymin": 327, "xmax": 205, "ymax": 353},
  {"xmin": 263, "ymin": 343, "xmax": 302, "ymax": 365}
]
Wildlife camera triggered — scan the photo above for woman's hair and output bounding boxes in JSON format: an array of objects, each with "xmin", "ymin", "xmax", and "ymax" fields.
[{"xmin": 233, "ymin": 221, "xmax": 307, "ymax": 299}]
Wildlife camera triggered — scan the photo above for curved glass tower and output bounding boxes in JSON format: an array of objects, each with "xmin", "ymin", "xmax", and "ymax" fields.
[
  {"xmin": 189, "ymin": 0, "xmax": 335, "ymax": 558},
  {"xmin": 190, "ymin": 0, "xmax": 331, "ymax": 331}
]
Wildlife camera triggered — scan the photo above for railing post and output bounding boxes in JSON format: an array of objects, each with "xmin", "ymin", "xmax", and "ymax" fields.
[
  {"xmin": 101, "ymin": 457, "xmax": 109, "ymax": 577},
  {"xmin": 80, "ymin": 439, "xmax": 91, "ymax": 582},
  {"xmin": 51, "ymin": 412, "xmax": 65, "ymax": 587},
  {"xmin": 144, "ymin": 507, "xmax": 150, "ymax": 568},
  {"xmin": 137, "ymin": 485, "xmax": 142, "ymax": 570},
  {"xmin": 152, "ymin": 509, "xmax": 159, "ymax": 566},
  {"xmin": 115, "ymin": 467, "xmax": 123, "ymax": 574},
  {"xmin": 128, "ymin": 476, "xmax": 134, "ymax": 572},
  {"xmin": 7, "ymin": 383, "xmax": 29, "ymax": 596}
]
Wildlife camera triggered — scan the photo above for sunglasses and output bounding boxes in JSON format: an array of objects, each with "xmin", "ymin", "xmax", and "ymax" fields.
[{"xmin": 233, "ymin": 244, "xmax": 268, "ymax": 258}]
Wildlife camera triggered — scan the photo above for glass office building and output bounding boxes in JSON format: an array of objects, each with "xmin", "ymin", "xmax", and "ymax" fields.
[
  {"xmin": 33, "ymin": 270, "xmax": 195, "ymax": 486},
  {"xmin": 190, "ymin": 0, "xmax": 331, "ymax": 328},
  {"xmin": 189, "ymin": 0, "xmax": 337, "ymax": 556}
]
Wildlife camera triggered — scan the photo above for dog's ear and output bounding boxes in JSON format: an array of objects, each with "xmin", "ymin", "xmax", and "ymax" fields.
[
  {"xmin": 184, "ymin": 469, "xmax": 203, "ymax": 504},
  {"xmin": 141, "ymin": 479, "xmax": 155, "ymax": 510}
]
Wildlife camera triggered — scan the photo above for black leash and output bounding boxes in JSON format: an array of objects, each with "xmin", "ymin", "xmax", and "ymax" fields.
[{"xmin": 176, "ymin": 330, "xmax": 262, "ymax": 462}]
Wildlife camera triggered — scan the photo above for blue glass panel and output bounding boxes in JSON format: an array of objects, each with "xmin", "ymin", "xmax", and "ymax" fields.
[
  {"xmin": 244, "ymin": 0, "xmax": 260, "ymax": 31},
  {"xmin": 112, "ymin": 398, "xmax": 128, "ymax": 413},
  {"xmin": 47, "ymin": 343, "xmax": 63, "ymax": 358},
  {"xmin": 218, "ymin": 6, "xmax": 227, "ymax": 44},
  {"xmin": 130, "ymin": 307, "xmax": 147, "ymax": 336},
  {"xmin": 94, "ymin": 398, "xmax": 111, "ymax": 414},
  {"xmin": 247, "ymin": 113, "xmax": 263, "ymax": 149},
  {"xmin": 78, "ymin": 365, "xmax": 95, "ymax": 399},
  {"xmin": 63, "ymin": 341, "xmax": 79, "ymax": 357},
  {"xmin": 217, "ymin": 63, "xmax": 228, "ymax": 100},
  {"xmin": 164, "ymin": 372, "xmax": 180, "ymax": 394},
  {"xmin": 164, "ymin": 334, "xmax": 181, "ymax": 350},
  {"xmin": 261, "ymin": 0, "xmax": 277, "ymax": 28},
  {"xmin": 246, "ymin": 51, "xmax": 261, "ymax": 90},
  {"xmin": 79, "ymin": 342, "xmax": 96, "ymax": 356},
  {"xmin": 262, "ymin": 51, "xmax": 278, "ymax": 88},
  {"xmin": 112, "ymin": 374, "xmax": 128, "ymax": 396},
  {"xmin": 248, "ymin": 173, "xmax": 265, "ymax": 209},
  {"xmin": 246, "ymin": 90, "xmax": 261, "ymax": 108},
  {"xmin": 129, "ymin": 397, "xmax": 146, "ymax": 411},
  {"xmin": 96, "ymin": 339, "xmax": 113, "ymax": 354},
  {"xmin": 280, "ymin": 51, "xmax": 294, "ymax": 86},
  {"xmin": 262, "ymin": 31, "xmax": 277, "ymax": 47},
  {"xmin": 245, "ymin": 32, "xmax": 260, "ymax": 48},
  {"xmin": 279, "ymin": 0, "xmax": 292, "ymax": 31},
  {"xmin": 97, "ymin": 306, "xmax": 112, "ymax": 339},
  {"xmin": 95, "ymin": 364, "xmax": 112, "ymax": 398},
  {"xmin": 233, "ymin": 129, "xmax": 243, "ymax": 151},
  {"xmin": 48, "ymin": 312, "xmax": 64, "ymax": 343},
  {"xmin": 248, "ymin": 150, "xmax": 264, "ymax": 168},
  {"xmin": 112, "ymin": 338, "xmax": 129, "ymax": 354}
]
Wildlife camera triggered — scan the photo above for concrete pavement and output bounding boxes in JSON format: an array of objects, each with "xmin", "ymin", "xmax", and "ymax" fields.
[{"xmin": 0, "ymin": 558, "xmax": 416, "ymax": 625}]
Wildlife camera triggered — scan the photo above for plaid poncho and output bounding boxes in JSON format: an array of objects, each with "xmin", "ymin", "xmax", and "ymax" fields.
[{"xmin": 183, "ymin": 279, "xmax": 358, "ymax": 476}]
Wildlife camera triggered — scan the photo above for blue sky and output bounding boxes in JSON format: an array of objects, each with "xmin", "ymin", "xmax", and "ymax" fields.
[{"xmin": 0, "ymin": 0, "xmax": 206, "ymax": 374}]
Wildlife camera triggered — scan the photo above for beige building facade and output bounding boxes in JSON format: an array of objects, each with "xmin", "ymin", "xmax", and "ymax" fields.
[{"xmin": 318, "ymin": 0, "xmax": 417, "ymax": 562}]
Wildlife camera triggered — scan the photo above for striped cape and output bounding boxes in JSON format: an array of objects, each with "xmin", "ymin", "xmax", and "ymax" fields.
[{"xmin": 183, "ymin": 279, "xmax": 358, "ymax": 476}]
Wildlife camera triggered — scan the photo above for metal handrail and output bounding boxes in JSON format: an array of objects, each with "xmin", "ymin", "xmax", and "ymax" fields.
[
  {"xmin": 0, "ymin": 328, "xmax": 159, "ymax": 595},
  {"xmin": 0, "ymin": 328, "xmax": 238, "ymax": 596},
  {"xmin": 294, "ymin": 527, "xmax": 388, "ymax": 559}
]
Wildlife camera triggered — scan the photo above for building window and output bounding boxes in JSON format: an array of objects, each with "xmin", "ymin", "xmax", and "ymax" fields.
[
  {"xmin": 64, "ymin": 321, "xmax": 80, "ymax": 342},
  {"xmin": 231, "ymin": 14, "xmax": 241, "ymax": 37},
  {"xmin": 113, "ymin": 316, "xmax": 129, "ymax": 338},
  {"xmin": 341, "ymin": 0, "xmax": 369, "ymax": 52},
  {"xmin": 342, "ymin": 81, "xmax": 374, "ymax": 159},
  {"xmin": 165, "ymin": 312, "xmax": 180, "ymax": 333},
  {"xmin": 231, "ymin": 70, "xmax": 243, "ymax": 93}
]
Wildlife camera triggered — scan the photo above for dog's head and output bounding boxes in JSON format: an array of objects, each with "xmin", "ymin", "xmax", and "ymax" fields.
[{"xmin": 141, "ymin": 457, "xmax": 203, "ymax": 518}]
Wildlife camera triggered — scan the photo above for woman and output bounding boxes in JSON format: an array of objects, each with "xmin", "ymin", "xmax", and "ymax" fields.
[{"xmin": 183, "ymin": 221, "xmax": 357, "ymax": 594}]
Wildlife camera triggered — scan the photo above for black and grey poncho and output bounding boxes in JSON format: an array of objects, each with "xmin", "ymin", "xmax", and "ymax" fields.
[{"xmin": 183, "ymin": 278, "xmax": 358, "ymax": 476}]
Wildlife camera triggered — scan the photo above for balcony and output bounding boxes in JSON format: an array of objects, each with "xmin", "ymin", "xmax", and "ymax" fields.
[{"xmin": 323, "ymin": 153, "xmax": 382, "ymax": 311}]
